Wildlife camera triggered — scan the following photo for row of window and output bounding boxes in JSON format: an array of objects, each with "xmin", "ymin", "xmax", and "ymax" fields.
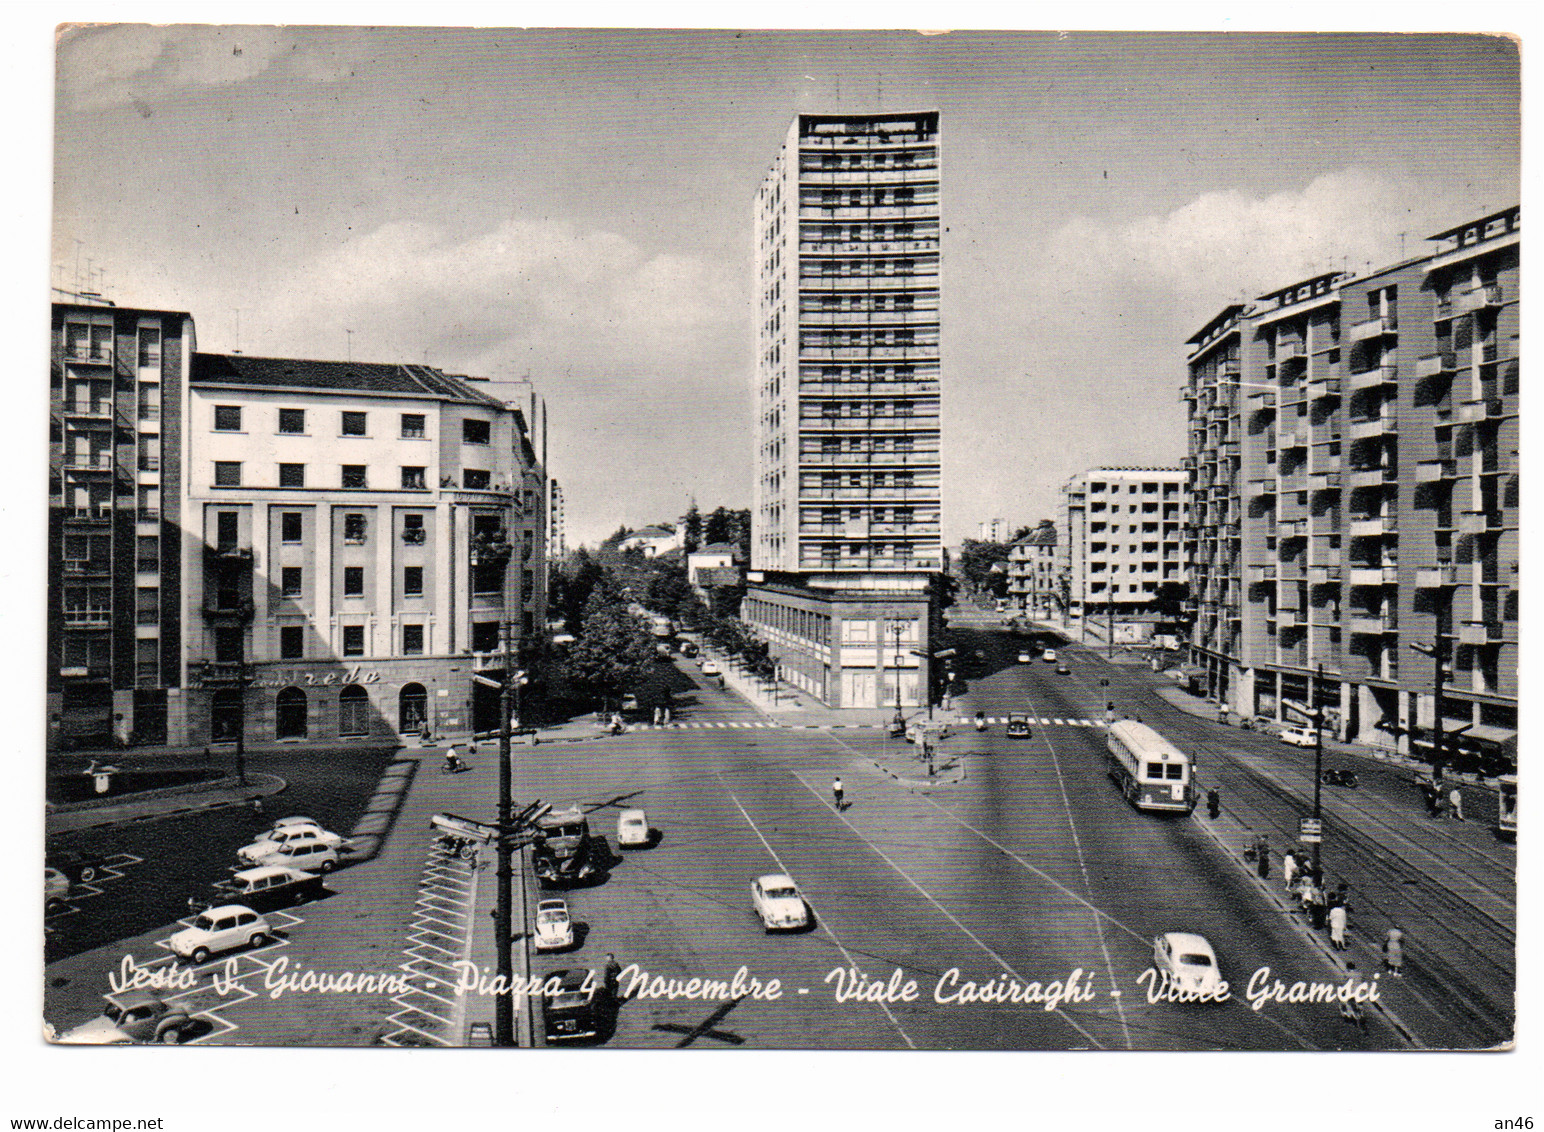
[
  {"xmin": 212, "ymin": 405, "xmax": 491, "ymax": 443},
  {"xmin": 213, "ymin": 462, "xmax": 496, "ymax": 491}
]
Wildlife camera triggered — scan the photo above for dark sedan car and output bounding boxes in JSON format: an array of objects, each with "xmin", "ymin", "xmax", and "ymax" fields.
[
  {"xmin": 209, "ymin": 865, "xmax": 327, "ymax": 911},
  {"xmin": 1006, "ymin": 713, "xmax": 1033, "ymax": 739},
  {"xmin": 541, "ymin": 968, "xmax": 613, "ymax": 1044}
]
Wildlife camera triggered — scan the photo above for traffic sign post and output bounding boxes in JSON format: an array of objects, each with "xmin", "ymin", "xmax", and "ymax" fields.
[{"xmin": 1299, "ymin": 817, "xmax": 1322, "ymax": 844}]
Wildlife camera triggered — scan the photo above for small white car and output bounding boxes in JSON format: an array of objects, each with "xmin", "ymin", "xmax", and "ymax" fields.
[
  {"xmin": 533, "ymin": 899, "xmax": 575, "ymax": 952},
  {"xmin": 1042, "ymin": 649, "xmax": 1058, "ymax": 663},
  {"xmin": 169, "ymin": 904, "xmax": 272, "ymax": 965},
  {"xmin": 621, "ymin": 694, "xmax": 639, "ymax": 713},
  {"xmin": 1017, "ymin": 651, "xmax": 1032, "ymax": 664},
  {"xmin": 752, "ymin": 873, "xmax": 809, "ymax": 932},
  {"xmin": 616, "ymin": 807, "xmax": 651, "ymax": 849},
  {"xmin": 700, "ymin": 660, "xmax": 721, "ymax": 677},
  {"xmin": 1152, "ymin": 931, "xmax": 1223, "ymax": 996},
  {"xmin": 241, "ymin": 836, "xmax": 340, "ymax": 874},
  {"xmin": 239, "ymin": 825, "xmax": 348, "ymax": 866},
  {"xmin": 1279, "ymin": 726, "xmax": 1319, "ymax": 748}
]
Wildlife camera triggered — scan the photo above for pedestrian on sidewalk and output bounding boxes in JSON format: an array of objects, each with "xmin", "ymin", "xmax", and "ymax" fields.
[
  {"xmin": 832, "ymin": 777, "xmax": 844, "ymax": 811},
  {"xmin": 1421, "ymin": 780, "xmax": 1441, "ymax": 818},
  {"xmin": 604, "ymin": 953, "xmax": 622, "ymax": 999},
  {"xmin": 1329, "ymin": 901, "xmax": 1348, "ymax": 950},
  {"xmin": 1255, "ymin": 835, "xmax": 1270, "ymax": 880},
  {"xmin": 1282, "ymin": 850, "xmax": 1298, "ymax": 892},
  {"xmin": 1307, "ymin": 877, "xmax": 1327, "ymax": 930},
  {"xmin": 652, "ymin": 706, "xmax": 663, "ymax": 726},
  {"xmin": 1338, "ymin": 963, "xmax": 1368, "ymax": 1032},
  {"xmin": 1448, "ymin": 786, "xmax": 1465, "ymax": 822},
  {"xmin": 1206, "ymin": 787, "xmax": 1220, "ymax": 820},
  {"xmin": 1382, "ymin": 928, "xmax": 1405, "ymax": 977}
]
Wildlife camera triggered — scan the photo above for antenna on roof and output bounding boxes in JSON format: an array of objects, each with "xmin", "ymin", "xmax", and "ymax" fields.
[
  {"xmin": 233, "ymin": 309, "xmax": 242, "ymax": 355},
  {"xmin": 345, "ymin": 329, "xmax": 354, "ymax": 363}
]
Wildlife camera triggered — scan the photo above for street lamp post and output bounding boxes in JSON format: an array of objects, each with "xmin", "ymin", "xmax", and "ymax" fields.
[
  {"xmin": 1283, "ymin": 664, "xmax": 1326, "ymax": 875},
  {"xmin": 494, "ymin": 621, "xmax": 516, "ymax": 1047},
  {"xmin": 890, "ymin": 623, "xmax": 905, "ymax": 728}
]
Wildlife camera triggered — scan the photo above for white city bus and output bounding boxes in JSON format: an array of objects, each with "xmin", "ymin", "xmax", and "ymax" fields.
[{"xmin": 1106, "ymin": 720, "xmax": 1197, "ymax": 814}]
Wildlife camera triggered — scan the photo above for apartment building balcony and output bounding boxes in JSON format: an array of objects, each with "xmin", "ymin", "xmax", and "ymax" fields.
[
  {"xmin": 63, "ymin": 346, "xmax": 114, "ymax": 367},
  {"xmin": 62, "ymin": 558, "xmax": 111, "ymax": 577},
  {"xmin": 1274, "ymin": 608, "xmax": 1302, "ymax": 628},
  {"xmin": 202, "ymin": 597, "xmax": 254, "ymax": 621},
  {"xmin": 1349, "ymin": 515, "xmax": 1395, "ymax": 538},
  {"xmin": 62, "ymin": 402, "xmax": 116, "ymax": 426},
  {"xmin": 208, "ymin": 544, "xmax": 254, "ymax": 562},
  {"xmin": 1459, "ymin": 509, "xmax": 1511, "ymax": 535},
  {"xmin": 1249, "ymin": 477, "xmax": 1277, "ymax": 496},
  {"xmin": 1459, "ymin": 620, "xmax": 1508, "ymax": 646},
  {"xmin": 801, "ymin": 416, "xmax": 938, "ymax": 432},
  {"xmin": 1277, "ymin": 519, "xmax": 1307, "ymax": 540},
  {"xmin": 1348, "ymin": 566, "xmax": 1398, "ymax": 586},
  {"xmin": 1415, "ymin": 564, "xmax": 1459, "ymax": 588},
  {"xmin": 1278, "ymin": 431, "xmax": 1307, "ymax": 450},
  {"xmin": 1309, "ymin": 471, "xmax": 1341, "ymax": 492},
  {"xmin": 1348, "ymin": 466, "xmax": 1396, "ymax": 489},
  {"xmin": 1455, "ymin": 397, "xmax": 1511, "ymax": 426},
  {"xmin": 1348, "ymin": 415, "xmax": 1397, "ymax": 441},
  {"xmin": 63, "ymin": 454, "xmax": 115, "ymax": 474},
  {"xmin": 1415, "ymin": 352, "xmax": 1456, "ymax": 380},
  {"xmin": 797, "ymin": 164, "xmax": 939, "ymax": 182},
  {"xmin": 1348, "ymin": 613, "xmax": 1397, "ymax": 636},
  {"xmin": 1348, "ymin": 315, "xmax": 1397, "ymax": 342},
  {"xmin": 1249, "ymin": 564, "xmax": 1277, "ymax": 584},
  {"xmin": 1308, "ymin": 565, "xmax": 1341, "ymax": 585},
  {"xmin": 1247, "ymin": 388, "xmax": 1278, "ymax": 410},
  {"xmin": 1218, "ymin": 441, "xmax": 1240, "ymax": 460},
  {"xmin": 61, "ymin": 606, "xmax": 112, "ymax": 629},
  {"xmin": 800, "ymin": 273, "xmax": 941, "ymax": 291},
  {"xmin": 59, "ymin": 659, "xmax": 113, "ymax": 680},
  {"xmin": 1348, "ymin": 365, "xmax": 1397, "ymax": 392},
  {"xmin": 61, "ymin": 504, "xmax": 113, "ymax": 524},
  {"xmin": 1415, "ymin": 458, "xmax": 1458, "ymax": 484},
  {"xmin": 1307, "ymin": 376, "xmax": 1342, "ymax": 400},
  {"xmin": 194, "ymin": 661, "xmax": 254, "ymax": 685},
  {"xmin": 1455, "ymin": 282, "xmax": 1505, "ymax": 314},
  {"xmin": 799, "ymin": 308, "xmax": 938, "ymax": 328},
  {"xmin": 1179, "ymin": 385, "xmax": 1197, "ymax": 403}
]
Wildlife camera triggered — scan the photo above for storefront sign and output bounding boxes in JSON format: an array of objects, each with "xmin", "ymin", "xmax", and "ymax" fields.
[{"xmin": 248, "ymin": 666, "xmax": 384, "ymax": 689}]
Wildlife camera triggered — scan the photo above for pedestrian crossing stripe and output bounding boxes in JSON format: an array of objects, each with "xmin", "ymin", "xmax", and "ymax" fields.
[{"xmin": 616, "ymin": 717, "xmax": 1104, "ymax": 731}]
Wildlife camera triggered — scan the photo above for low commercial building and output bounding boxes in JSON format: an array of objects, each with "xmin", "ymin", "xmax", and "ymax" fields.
[{"xmin": 179, "ymin": 353, "xmax": 546, "ymax": 745}]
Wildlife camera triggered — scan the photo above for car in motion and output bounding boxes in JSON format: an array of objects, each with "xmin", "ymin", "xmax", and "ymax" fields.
[
  {"xmin": 541, "ymin": 967, "xmax": 612, "ymax": 1044},
  {"xmin": 57, "ymin": 990, "xmax": 195, "ymax": 1046},
  {"xmin": 679, "ymin": 641, "xmax": 699, "ymax": 658},
  {"xmin": 1017, "ymin": 651, "xmax": 1032, "ymax": 664},
  {"xmin": 615, "ymin": 807, "xmax": 651, "ymax": 848},
  {"xmin": 1278, "ymin": 725, "xmax": 1319, "ymax": 748},
  {"xmin": 533, "ymin": 899, "xmax": 575, "ymax": 952},
  {"xmin": 1006, "ymin": 713, "xmax": 1033, "ymax": 739},
  {"xmin": 1041, "ymin": 648, "xmax": 1058, "ymax": 663},
  {"xmin": 621, "ymin": 693, "xmax": 639, "ymax": 713},
  {"xmin": 211, "ymin": 865, "xmax": 327, "ymax": 912},
  {"xmin": 1055, "ymin": 661, "xmax": 1070, "ymax": 674},
  {"xmin": 752, "ymin": 873, "xmax": 809, "ymax": 932},
  {"xmin": 700, "ymin": 660, "xmax": 721, "ymax": 677},
  {"xmin": 169, "ymin": 904, "xmax": 273, "ymax": 965},
  {"xmin": 1152, "ymin": 931, "xmax": 1223, "ymax": 996}
]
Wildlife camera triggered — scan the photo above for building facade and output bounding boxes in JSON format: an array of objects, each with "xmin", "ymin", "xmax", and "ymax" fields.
[
  {"xmin": 745, "ymin": 110, "xmax": 942, "ymax": 708},
  {"xmin": 1183, "ymin": 206, "xmax": 1518, "ymax": 764},
  {"xmin": 978, "ymin": 518, "xmax": 1009, "ymax": 543},
  {"xmin": 1006, "ymin": 523, "xmax": 1058, "ymax": 616},
  {"xmin": 49, "ymin": 299, "xmax": 195, "ymax": 748},
  {"xmin": 179, "ymin": 354, "xmax": 546, "ymax": 745},
  {"xmin": 1060, "ymin": 468, "xmax": 1189, "ymax": 623}
]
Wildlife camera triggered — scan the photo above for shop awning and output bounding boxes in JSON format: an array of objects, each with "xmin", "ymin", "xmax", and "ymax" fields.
[{"xmin": 1458, "ymin": 723, "xmax": 1518, "ymax": 747}]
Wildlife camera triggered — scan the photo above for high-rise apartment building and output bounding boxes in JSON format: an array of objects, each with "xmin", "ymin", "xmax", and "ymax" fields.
[
  {"xmin": 548, "ymin": 479, "xmax": 566, "ymax": 560},
  {"xmin": 1060, "ymin": 468, "xmax": 1189, "ymax": 623},
  {"xmin": 1183, "ymin": 206, "xmax": 1518, "ymax": 766},
  {"xmin": 180, "ymin": 354, "xmax": 546, "ymax": 745},
  {"xmin": 744, "ymin": 111, "xmax": 943, "ymax": 709},
  {"xmin": 49, "ymin": 298, "xmax": 195, "ymax": 747}
]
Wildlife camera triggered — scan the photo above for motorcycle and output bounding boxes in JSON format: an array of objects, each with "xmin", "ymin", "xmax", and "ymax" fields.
[
  {"xmin": 436, "ymin": 833, "xmax": 479, "ymax": 860},
  {"xmin": 441, "ymin": 752, "xmax": 467, "ymax": 774},
  {"xmin": 974, "ymin": 712, "xmax": 988, "ymax": 733}
]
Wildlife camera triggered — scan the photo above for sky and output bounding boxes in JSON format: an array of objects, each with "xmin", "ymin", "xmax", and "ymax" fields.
[{"xmin": 48, "ymin": 25, "xmax": 1520, "ymax": 549}]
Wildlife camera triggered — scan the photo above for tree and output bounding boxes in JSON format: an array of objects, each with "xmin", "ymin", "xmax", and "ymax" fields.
[
  {"xmin": 645, "ymin": 564, "xmax": 694, "ymax": 617},
  {"xmin": 555, "ymin": 549, "xmax": 604, "ymax": 637},
  {"xmin": 563, "ymin": 581, "xmax": 657, "ymax": 707},
  {"xmin": 957, "ymin": 538, "xmax": 1011, "ymax": 594},
  {"xmin": 681, "ymin": 500, "xmax": 702, "ymax": 555},
  {"xmin": 704, "ymin": 506, "xmax": 733, "ymax": 546},
  {"xmin": 1151, "ymin": 582, "xmax": 1192, "ymax": 625}
]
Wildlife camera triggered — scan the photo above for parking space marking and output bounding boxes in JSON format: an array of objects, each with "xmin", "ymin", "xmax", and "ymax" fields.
[{"xmin": 381, "ymin": 841, "xmax": 481, "ymax": 1047}]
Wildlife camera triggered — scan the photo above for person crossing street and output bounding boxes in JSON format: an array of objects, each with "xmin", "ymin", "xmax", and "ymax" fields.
[{"xmin": 832, "ymin": 776, "xmax": 844, "ymax": 811}]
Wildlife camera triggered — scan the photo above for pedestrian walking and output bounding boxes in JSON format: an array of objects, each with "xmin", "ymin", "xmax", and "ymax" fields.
[
  {"xmin": 1382, "ymin": 928, "xmax": 1405, "ymax": 977},
  {"xmin": 1307, "ymin": 879, "xmax": 1327, "ymax": 930},
  {"xmin": 1329, "ymin": 902, "xmax": 1348, "ymax": 950},
  {"xmin": 1421, "ymin": 781, "xmax": 1441, "ymax": 818},
  {"xmin": 1449, "ymin": 786, "xmax": 1465, "ymax": 822},
  {"xmin": 1206, "ymin": 787, "xmax": 1220, "ymax": 820},
  {"xmin": 832, "ymin": 776, "xmax": 844, "ymax": 811},
  {"xmin": 604, "ymin": 953, "xmax": 622, "ymax": 999},
  {"xmin": 1282, "ymin": 850, "xmax": 1298, "ymax": 892},
  {"xmin": 1338, "ymin": 964, "xmax": 1368, "ymax": 1032},
  {"xmin": 662, "ymin": 705, "xmax": 671, "ymax": 724},
  {"xmin": 1255, "ymin": 836, "xmax": 1270, "ymax": 880},
  {"xmin": 652, "ymin": 706, "xmax": 663, "ymax": 726}
]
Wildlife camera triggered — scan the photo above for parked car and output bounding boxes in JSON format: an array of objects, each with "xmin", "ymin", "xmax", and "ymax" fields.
[
  {"xmin": 679, "ymin": 641, "xmax": 699, "ymax": 658},
  {"xmin": 212, "ymin": 865, "xmax": 327, "ymax": 911},
  {"xmin": 700, "ymin": 660, "xmax": 721, "ymax": 677},
  {"xmin": 1278, "ymin": 725, "xmax": 1319, "ymax": 748},
  {"xmin": 46, "ymin": 847, "xmax": 109, "ymax": 884},
  {"xmin": 616, "ymin": 807, "xmax": 651, "ymax": 849},
  {"xmin": 752, "ymin": 874, "xmax": 809, "ymax": 932},
  {"xmin": 1006, "ymin": 713, "xmax": 1033, "ymax": 739},
  {"xmin": 541, "ymin": 967, "xmax": 613, "ymax": 1043},
  {"xmin": 239, "ymin": 823, "xmax": 349, "ymax": 864},
  {"xmin": 45, "ymin": 866, "xmax": 70, "ymax": 910},
  {"xmin": 1017, "ymin": 651, "xmax": 1032, "ymax": 664},
  {"xmin": 169, "ymin": 905, "xmax": 273, "ymax": 965},
  {"xmin": 621, "ymin": 694, "xmax": 640, "ymax": 714},
  {"xmin": 533, "ymin": 899, "xmax": 575, "ymax": 952},
  {"xmin": 1041, "ymin": 649, "xmax": 1058, "ymax": 663},
  {"xmin": 240, "ymin": 836, "xmax": 340, "ymax": 874},
  {"xmin": 57, "ymin": 990, "xmax": 194, "ymax": 1045},
  {"xmin": 1152, "ymin": 931, "xmax": 1223, "ymax": 997}
]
